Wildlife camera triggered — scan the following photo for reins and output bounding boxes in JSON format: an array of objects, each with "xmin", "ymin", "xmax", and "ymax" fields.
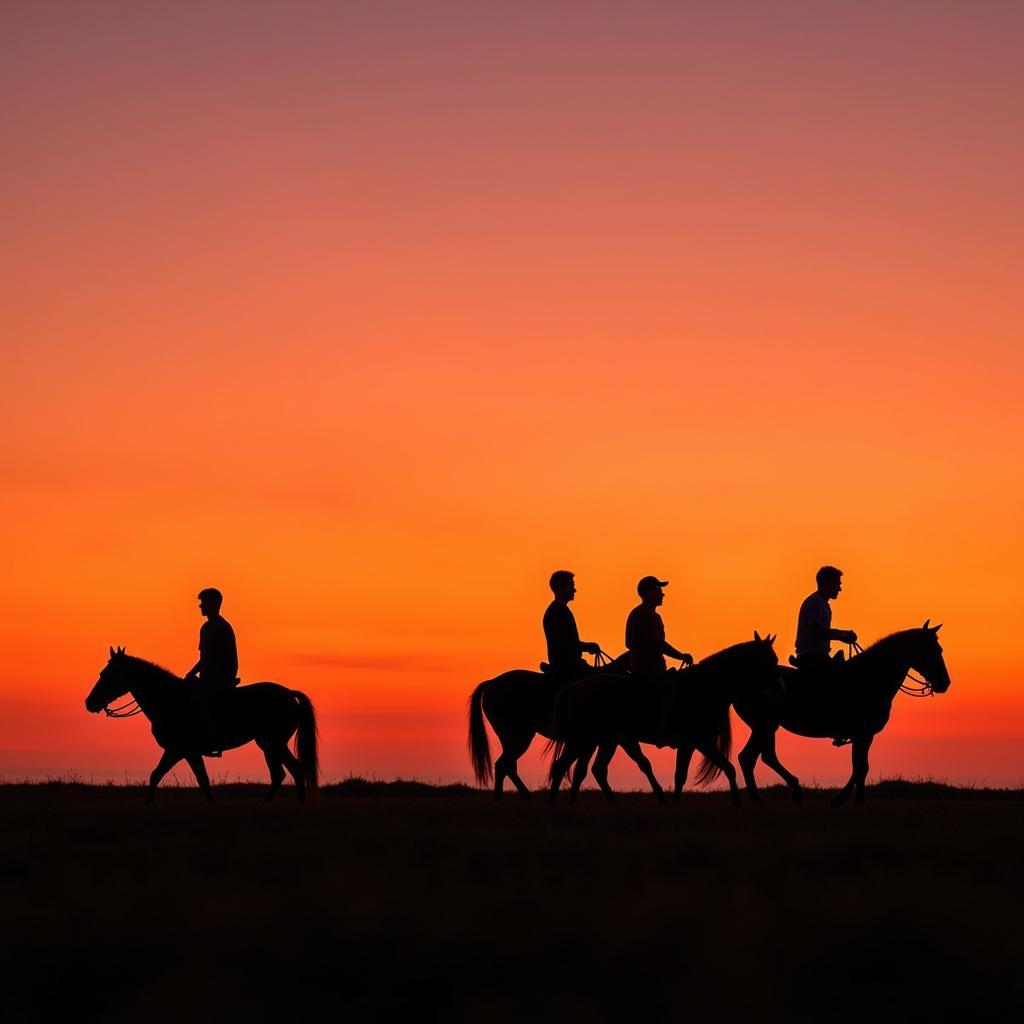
[
  {"xmin": 846, "ymin": 641, "xmax": 933, "ymax": 697},
  {"xmin": 104, "ymin": 698, "xmax": 143, "ymax": 718}
]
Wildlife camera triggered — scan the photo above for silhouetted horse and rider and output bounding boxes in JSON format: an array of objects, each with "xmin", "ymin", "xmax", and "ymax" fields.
[
  {"xmin": 468, "ymin": 571, "xmax": 629, "ymax": 798},
  {"xmin": 85, "ymin": 588, "xmax": 318, "ymax": 802}
]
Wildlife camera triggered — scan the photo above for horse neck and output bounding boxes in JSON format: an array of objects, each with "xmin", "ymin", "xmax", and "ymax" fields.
[
  {"xmin": 125, "ymin": 661, "xmax": 177, "ymax": 718},
  {"xmin": 699, "ymin": 648, "xmax": 767, "ymax": 701},
  {"xmin": 854, "ymin": 635, "xmax": 916, "ymax": 699}
]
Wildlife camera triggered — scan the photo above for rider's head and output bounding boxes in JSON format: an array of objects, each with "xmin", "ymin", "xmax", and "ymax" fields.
[
  {"xmin": 637, "ymin": 576, "xmax": 668, "ymax": 607},
  {"xmin": 198, "ymin": 588, "xmax": 223, "ymax": 617},
  {"xmin": 816, "ymin": 566, "xmax": 843, "ymax": 600},
  {"xmin": 549, "ymin": 570, "xmax": 576, "ymax": 602}
]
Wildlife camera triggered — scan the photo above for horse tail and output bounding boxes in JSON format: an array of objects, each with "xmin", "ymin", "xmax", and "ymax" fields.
[
  {"xmin": 694, "ymin": 705, "xmax": 732, "ymax": 788},
  {"xmin": 467, "ymin": 681, "xmax": 493, "ymax": 786},
  {"xmin": 291, "ymin": 690, "xmax": 320, "ymax": 799},
  {"xmin": 545, "ymin": 688, "xmax": 572, "ymax": 781},
  {"xmin": 546, "ymin": 739, "xmax": 567, "ymax": 782}
]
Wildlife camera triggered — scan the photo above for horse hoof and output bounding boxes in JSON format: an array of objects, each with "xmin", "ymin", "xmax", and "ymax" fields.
[
  {"xmin": 792, "ymin": 787, "xmax": 804, "ymax": 804},
  {"xmin": 519, "ymin": 790, "xmax": 533, "ymax": 802}
]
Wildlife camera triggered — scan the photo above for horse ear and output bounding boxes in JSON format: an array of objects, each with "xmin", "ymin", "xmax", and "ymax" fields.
[
  {"xmin": 922, "ymin": 619, "xmax": 930, "ymax": 630},
  {"xmin": 932, "ymin": 623, "xmax": 942, "ymax": 633},
  {"xmin": 754, "ymin": 630, "xmax": 762, "ymax": 642},
  {"xmin": 109, "ymin": 645, "xmax": 115, "ymax": 658},
  {"xmin": 768, "ymin": 634, "xmax": 776, "ymax": 645}
]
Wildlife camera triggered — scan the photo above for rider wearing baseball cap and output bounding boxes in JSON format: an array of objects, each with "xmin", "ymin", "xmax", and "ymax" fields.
[
  {"xmin": 626, "ymin": 577, "xmax": 692, "ymax": 672},
  {"xmin": 625, "ymin": 576, "xmax": 693, "ymax": 747}
]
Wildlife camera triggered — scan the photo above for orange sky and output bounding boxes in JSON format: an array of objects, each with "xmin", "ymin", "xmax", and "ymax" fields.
[{"xmin": 3, "ymin": 2, "xmax": 1023, "ymax": 787}]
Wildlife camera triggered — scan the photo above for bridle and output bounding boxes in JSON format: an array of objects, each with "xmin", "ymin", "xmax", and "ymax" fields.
[
  {"xmin": 103, "ymin": 696, "xmax": 143, "ymax": 718},
  {"xmin": 847, "ymin": 640, "xmax": 934, "ymax": 698}
]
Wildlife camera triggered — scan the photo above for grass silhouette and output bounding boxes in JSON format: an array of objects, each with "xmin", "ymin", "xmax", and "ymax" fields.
[{"xmin": 1, "ymin": 781, "xmax": 1021, "ymax": 1022}]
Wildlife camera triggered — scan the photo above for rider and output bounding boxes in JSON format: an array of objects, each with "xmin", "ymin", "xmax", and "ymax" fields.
[
  {"xmin": 184, "ymin": 587, "xmax": 239, "ymax": 754},
  {"xmin": 794, "ymin": 566, "xmax": 857, "ymax": 672},
  {"xmin": 542, "ymin": 570, "xmax": 601, "ymax": 679},
  {"xmin": 794, "ymin": 565, "xmax": 858, "ymax": 745},
  {"xmin": 625, "ymin": 576, "xmax": 693, "ymax": 746}
]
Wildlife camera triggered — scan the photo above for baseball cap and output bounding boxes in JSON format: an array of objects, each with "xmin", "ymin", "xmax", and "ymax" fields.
[{"xmin": 637, "ymin": 576, "xmax": 668, "ymax": 595}]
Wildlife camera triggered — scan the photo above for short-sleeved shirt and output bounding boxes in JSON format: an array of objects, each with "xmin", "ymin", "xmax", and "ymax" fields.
[
  {"xmin": 625, "ymin": 604, "xmax": 667, "ymax": 673},
  {"xmin": 795, "ymin": 592, "xmax": 832, "ymax": 656},
  {"xmin": 543, "ymin": 601, "xmax": 582, "ymax": 670},
  {"xmin": 199, "ymin": 615, "xmax": 238, "ymax": 686}
]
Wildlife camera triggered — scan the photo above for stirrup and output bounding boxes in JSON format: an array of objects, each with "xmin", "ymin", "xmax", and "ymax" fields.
[
  {"xmin": 831, "ymin": 737, "xmax": 851, "ymax": 747},
  {"xmin": 203, "ymin": 750, "xmax": 223, "ymax": 758}
]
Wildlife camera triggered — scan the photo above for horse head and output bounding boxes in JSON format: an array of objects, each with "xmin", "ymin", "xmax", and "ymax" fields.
[
  {"xmin": 752, "ymin": 631, "xmax": 779, "ymax": 668},
  {"xmin": 85, "ymin": 646, "xmax": 132, "ymax": 713},
  {"xmin": 912, "ymin": 620, "xmax": 951, "ymax": 694}
]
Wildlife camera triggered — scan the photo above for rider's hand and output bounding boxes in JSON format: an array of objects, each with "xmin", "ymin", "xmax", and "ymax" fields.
[
  {"xmin": 844, "ymin": 631, "xmax": 858, "ymax": 644},
  {"xmin": 583, "ymin": 642, "xmax": 601, "ymax": 655},
  {"xmin": 681, "ymin": 653, "xmax": 694, "ymax": 667}
]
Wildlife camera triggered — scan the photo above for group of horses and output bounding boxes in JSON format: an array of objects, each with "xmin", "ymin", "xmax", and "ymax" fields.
[
  {"xmin": 83, "ymin": 622, "xmax": 950, "ymax": 807},
  {"xmin": 468, "ymin": 623, "xmax": 951, "ymax": 807}
]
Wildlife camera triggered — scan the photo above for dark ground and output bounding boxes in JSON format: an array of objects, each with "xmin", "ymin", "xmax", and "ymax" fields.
[{"xmin": 2, "ymin": 780, "xmax": 1022, "ymax": 1023}]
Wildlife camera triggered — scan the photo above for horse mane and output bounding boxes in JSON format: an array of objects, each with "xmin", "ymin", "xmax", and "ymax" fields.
[
  {"xmin": 695, "ymin": 639, "xmax": 759, "ymax": 672},
  {"xmin": 120, "ymin": 654, "xmax": 182, "ymax": 685},
  {"xmin": 858, "ymin": 628, "xmax": 920, "ymax": 657}
]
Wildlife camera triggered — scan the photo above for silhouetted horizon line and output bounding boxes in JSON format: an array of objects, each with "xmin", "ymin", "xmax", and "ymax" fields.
[{"xmin": 3, "ymin": 776, "xmax": 1024, "ymax": 798}]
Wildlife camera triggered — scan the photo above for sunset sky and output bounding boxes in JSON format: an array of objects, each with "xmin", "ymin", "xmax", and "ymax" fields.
[{"xmin": 3, "ymin": 2, "xmax": 1023, "ymax": 788}]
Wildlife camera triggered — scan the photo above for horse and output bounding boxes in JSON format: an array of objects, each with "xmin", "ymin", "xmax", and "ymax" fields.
[
  {"xmin": 467, "ymin": 654, "xmax": 629, "ymax": 799},
  {"xmin": 85, "ymin": 646, "xmax": 319, "ymax": 803},
  {"xmin": 732, "ymin": 622, "xmax": 951, "ymax": 807},
  {"xmin": 547, "ymin": 634, "xmax": 780, "ymax": 806}
]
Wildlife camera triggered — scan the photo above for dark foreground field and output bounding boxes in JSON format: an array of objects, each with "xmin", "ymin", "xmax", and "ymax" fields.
[{"xmin": 2, "ymin": 781, "xmax": 1022, "ymax": 1023}]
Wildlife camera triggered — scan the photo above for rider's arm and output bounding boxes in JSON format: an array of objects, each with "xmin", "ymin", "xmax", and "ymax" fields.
[
  {"xmin": 662, "ymin": 641, "xmax": 694, "ymax": 665},
  {"xmin": 827, "ymin": 627, "xmax": 857, "ymax": 643},
  {"xmin": 807, "ymin": 621, "xmax": 853, "ymax": 643},
  {"xmin": 579, "ymin": 640, "xmax": 600, "ymax": 655}
]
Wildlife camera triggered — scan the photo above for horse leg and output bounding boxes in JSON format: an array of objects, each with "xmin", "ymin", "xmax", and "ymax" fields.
[
  {"xmin": 831, "ymin": 746, "xmax": 860, "ymax": 807},
  {"xmin": 548, "ymin": 743, "xmax": 578, "ymax": 803},
  {"xmin": 697, "ymin": 743, "xmax": 741, "ymax": 807},
  {"xmin": 184, "ymin": 754, "xmax": 215, "ymax": 803},
  {"xmin": 738, "ymin": 732, "xmax": 763, "ymax": 803},
  {"xmin": 673, "ymin": 746, "xmax": 694, "ymax": 803},
  {"xmin": 853, "ymin": 737, "xmax": 872, "ymax": 804},
  {"xmin": 570, "ymin": 745, "xmax": 597, "ymax": 803},
  {"xmin": 590, "ymin": 743, "xmax": 619, "ymax": 803},
  {"xmin": 147, "ymin": 749, "xmax": 181, "ymax": 804},
  {"xmin": 281, "ymin": 746, "xmax": 305, "ymax": 802},
  {"xmin": 260, "ymin": 745, "xmax": 287, "ymax": 803},
  {"xmin": 494, "ymin": 732, "xmax": 534, "ymax": 801},
  {"xmin": 620, "ymin": 738, "xmax": 665, "ymax": 803},
  {"xmin": 759, "ymin": 731, "xmax": 803, "ymax": 803}
]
